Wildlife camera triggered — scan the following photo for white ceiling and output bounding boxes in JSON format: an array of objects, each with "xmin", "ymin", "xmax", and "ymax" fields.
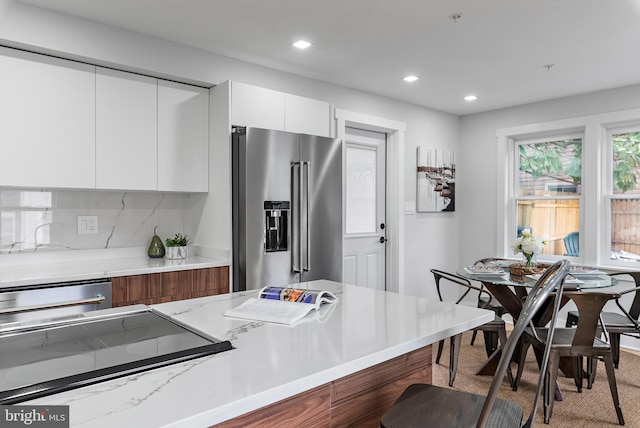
[{"xmin": 19, "ymin": 0, "xmax": 640, "ymax": 115}]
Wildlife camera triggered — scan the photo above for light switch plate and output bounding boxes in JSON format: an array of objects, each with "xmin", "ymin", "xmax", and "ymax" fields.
[
  {"xmin": 77, "ymin": 215, "xmax": 98, "ymax": 235},
  {"xmin": 404, "ymin": 202, "xmax": 416, "ymax": 215}
]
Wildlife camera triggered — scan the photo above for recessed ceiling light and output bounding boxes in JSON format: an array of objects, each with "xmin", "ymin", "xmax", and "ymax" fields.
[
  {"xmin": 403, "ymin": 75, "xmax": 419, "ymax": 82},
  {"xmin": 292, "ymin": 40, "xmax": 311, "ymax": 49},
  {"xmin": 464, "ymin": 95, "xmax": 478, "ymax": 101}
]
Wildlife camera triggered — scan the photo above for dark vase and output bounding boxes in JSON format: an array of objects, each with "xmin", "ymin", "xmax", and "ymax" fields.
[{"xmin": 148, "ymin": 226, "xmax": 165, "ymax": 258}]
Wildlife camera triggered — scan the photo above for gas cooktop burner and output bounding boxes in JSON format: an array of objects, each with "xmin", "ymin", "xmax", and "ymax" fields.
[{"xmin": 0, "ymin": 306, "xmax": 232, "ymax": 404}]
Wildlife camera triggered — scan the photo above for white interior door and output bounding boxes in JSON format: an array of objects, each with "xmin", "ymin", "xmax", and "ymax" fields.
[{"xmin": 343, "ymin": 128, "xmax": 386, "ymax": 289}]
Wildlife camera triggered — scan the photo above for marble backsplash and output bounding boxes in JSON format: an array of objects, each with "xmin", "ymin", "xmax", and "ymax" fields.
[{"xmin": 0, "ymin": 188, "xmax": 191, "ymax": 254}]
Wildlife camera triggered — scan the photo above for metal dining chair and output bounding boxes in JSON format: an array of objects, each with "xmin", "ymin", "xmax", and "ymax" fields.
[
  {"xmin": 565, "ymin": 271, "xmax": 640, "ymax": 369},
  {"xmin": 470, "ymin": 258, "xmax": 510, "ymax": 351},
  {"xmin": 431, "ymin": 269, "xmax": 513, "ymax": 387},
  {"xmin": 381, "ymin": 260, "xmax": 570, "ymax": 428},
  {"xmin": 514, "ymin": 291, "xmax": 625, "ymax": 425}
]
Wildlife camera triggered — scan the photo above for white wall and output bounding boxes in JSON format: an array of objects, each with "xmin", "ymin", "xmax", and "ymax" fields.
[{"xmin": 0, "ymin": 0, "xmax": 460, "ymax": 299}]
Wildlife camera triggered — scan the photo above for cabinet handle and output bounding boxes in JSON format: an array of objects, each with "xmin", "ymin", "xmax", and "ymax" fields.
[{"xmin": 0, "ymin": 295, "xmax": 106, "ymax": 315}]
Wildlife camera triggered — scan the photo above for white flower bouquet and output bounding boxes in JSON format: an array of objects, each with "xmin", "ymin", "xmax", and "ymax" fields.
[{"xmin": 511, "ymin": 228, "xmax": 547, "ymax": 268}]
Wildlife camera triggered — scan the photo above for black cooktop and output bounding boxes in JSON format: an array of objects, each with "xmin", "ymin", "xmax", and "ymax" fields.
[{"xmin": 0, "ymin": 308, "xmax": 232, "ymax": 404}]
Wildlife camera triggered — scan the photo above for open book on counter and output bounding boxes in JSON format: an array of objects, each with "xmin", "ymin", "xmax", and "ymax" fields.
[{"xmin": 223, "ymin": 286, "xmax": 339, "ymax": 325}]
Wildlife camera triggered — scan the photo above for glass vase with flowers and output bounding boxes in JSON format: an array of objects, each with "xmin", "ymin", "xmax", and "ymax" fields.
[{"xmin": 511, "ymin": 228, "xmax": 547, "ymax": 270}]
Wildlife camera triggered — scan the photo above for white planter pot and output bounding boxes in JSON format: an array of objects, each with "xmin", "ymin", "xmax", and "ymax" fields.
[{"xmin": 165, "ymin": 246, "xmax": 188, "ymax": 260}]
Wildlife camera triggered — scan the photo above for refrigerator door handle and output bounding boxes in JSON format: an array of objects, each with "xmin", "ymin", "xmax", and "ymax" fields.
[
  {"xmin": 291, "ymin": 162, "xmax": 302, "ymax": 273},
  {"xmin": 302, "ymin": 161, "xmax": 310, "ymax": 272}
]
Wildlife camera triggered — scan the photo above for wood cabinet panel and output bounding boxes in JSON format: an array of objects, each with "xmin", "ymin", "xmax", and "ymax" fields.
[
  {"xmin": 112, "ymin": 266, "xmax": 228, "ymax": 307},
  {"xmin": 194, "ymin": 265, "xmax": 230, "ymax": 294},
  {"xmin": 161, "ymin": 270, "xmax": 194, "ymax": 297},
  {"xmin": 125, "ymin": 274, "xmax": 150, "ymax": 302},
  {"xmin": 213, "ymin": 385, "xmax": 331, "ymax": 428},
  {"xmin": 330, "ymin": 362, "xmax": 430, "ymax": 427},
  {"xmin": 213, "ymin": 345, "xmax": 431, "ymax": 427},
  {"xmin": 331, "ymin": 346, "xmax": 431, "ymax": 405}
]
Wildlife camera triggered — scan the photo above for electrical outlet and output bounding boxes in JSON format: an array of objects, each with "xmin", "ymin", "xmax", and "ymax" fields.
[{"xmin": 77, "ymin": 215, "xmax": 98, "ymax": 235}]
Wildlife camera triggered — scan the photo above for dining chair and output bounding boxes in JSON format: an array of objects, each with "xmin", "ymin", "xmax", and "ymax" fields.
[
  {"xmin": 381, "ymin": 260, "xmax": 570, "ymax": 428},
  {"xmin": 565, "ymin": 271, "xmax": 640, "ymax": 368},
  {"xmin": 563, "ymin": 231, "xmax": 579, "ymax": 256},
  {"xmin": 431, "ymin": 269, "xmax": 513, "ymax": 387},
  {"xmin": 470, "ymin": 258, "xmax": 510, "ymax": 351},
  {"xmin": 514, "ymin": 291, "xmax": 625, "ymax": 425}
]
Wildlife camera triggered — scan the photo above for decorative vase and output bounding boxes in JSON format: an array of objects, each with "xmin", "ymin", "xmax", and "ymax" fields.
[
  {"xmin": 166, "ymin": 245, "xmax": 188, "ymax": 260},
  {"xmin": 147, "ymin": 226, "xmax": 165, "ymax": 258},
  {"xmin": 522, "ymin": 252, "xmax": 536, "ymax": 269}
]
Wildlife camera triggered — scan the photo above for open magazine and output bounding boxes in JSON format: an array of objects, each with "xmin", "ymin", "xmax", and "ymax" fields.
[{"xmin": 224, "ymin": 286, "xmax": 339, "ymax": 325}]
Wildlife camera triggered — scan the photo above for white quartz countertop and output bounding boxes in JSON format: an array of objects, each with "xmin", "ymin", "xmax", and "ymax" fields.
[
  {"xmin": 0, "ymin": 247, "xmax": 228, "ymax": 288},
  {"xmin": 23, "ymin": 280, "xmax": 493, "ymax": 427}
]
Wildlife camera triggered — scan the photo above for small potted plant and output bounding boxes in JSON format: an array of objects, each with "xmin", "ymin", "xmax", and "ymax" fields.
[{"xmin": 165, "ymin": 233, "xmax": 190, "ymax": 260}]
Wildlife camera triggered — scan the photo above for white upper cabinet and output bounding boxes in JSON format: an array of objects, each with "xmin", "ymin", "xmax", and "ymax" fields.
[
  {"xmin": 96, "ymin": 67, "xmax": 158, "ymax": 191},
  {"xmin": 230, "ymin": 81, "xmax": 331, "ymax": 137},
  {"xmin": 230, "ymin": 81, "xmax": 285, "ymax": 130},
  {"xmin": 0, "ymin": 47, "xmax": 96, "ymax": 189},
  {"xmin": 284, "ymin": 94, "xmax": 331, "ymax": 137},
  {"xmin": 158, "ymin": 80, "xmax": 209, "ymax": 192}
]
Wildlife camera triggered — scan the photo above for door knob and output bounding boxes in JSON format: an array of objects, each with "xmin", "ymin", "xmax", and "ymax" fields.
[{"xmin": 379, "ymin": 236, "xmax": 388, "ymax": 244}]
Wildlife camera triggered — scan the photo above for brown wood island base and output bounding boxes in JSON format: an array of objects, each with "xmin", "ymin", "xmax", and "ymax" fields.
[
  {"xmin": 112, "ymin": 266, "xmax": 229, "ymax": 306},
  {"xmin": 213, "ymin": 345, "xmax": 432, "ymax": 428}
]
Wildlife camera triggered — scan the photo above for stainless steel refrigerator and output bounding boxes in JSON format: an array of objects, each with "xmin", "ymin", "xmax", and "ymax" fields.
[{"xmin": 232, "ymin": 126, "xmax": 343, "ymax": 291}]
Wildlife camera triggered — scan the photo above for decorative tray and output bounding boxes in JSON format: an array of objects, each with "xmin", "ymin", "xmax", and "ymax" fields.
[
  {"xmin": 509, "ymin": 262, "xmax": 550, "ymax": 277},
  {"xmin": 569, "ymin": 266, "xmax": 605, "ymax": 275},
  {"xmin": 465, "ymin": 264, "xmax": 505, "ymax": 276}
]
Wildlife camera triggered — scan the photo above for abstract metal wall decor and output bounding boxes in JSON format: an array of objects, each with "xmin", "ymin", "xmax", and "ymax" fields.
[{"xmin": 416, "ymin": 146, "xmax": 456, "ymax": 212}]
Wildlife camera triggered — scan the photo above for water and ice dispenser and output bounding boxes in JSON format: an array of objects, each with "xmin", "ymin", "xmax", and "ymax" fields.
[{"xmin": 264, "ymin": 201, "xmax": 289, "ymax": 252}]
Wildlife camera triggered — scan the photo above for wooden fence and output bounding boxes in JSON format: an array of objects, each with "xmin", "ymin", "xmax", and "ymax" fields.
[
  {"xmin": 517, "ymin": 199, "xmax": 579, "ymax": 255},
  {"xmin": 518, "ymin": 199, "xmax": 640, "ymax": 256},
  {"xmin": 611, "ymin": 199, "xmax": 640, "ymax": 255}
]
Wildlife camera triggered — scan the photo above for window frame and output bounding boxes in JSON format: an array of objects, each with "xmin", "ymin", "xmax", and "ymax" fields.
[
  {"xmin": 511, "ymin": 132, "xmax": 584, "ymax": 260},
  {"xmin": 604, "ymin": 122, "xmax": 640, "ymax": 268},
  {"xmin": 497, "ymin": 108, "xmax": 640, "ymax": 269}
]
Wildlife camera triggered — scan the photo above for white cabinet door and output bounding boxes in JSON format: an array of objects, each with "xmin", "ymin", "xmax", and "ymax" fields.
[
  {"xmin": 0, "ymin": 47, "xmax": 96, "ymax": 189},
  {"xmin": 96, "ymin": 67, "xmax": 157, "ymax": 191},
  {"xmin": 285, "ymin": 94, "xmax": 331, "ymax": 137},
  {"xmin": 158, "ymin": 80, "xmax": 209, "ymax": 192},
  {"xmin": 230, "ymin": 81, "xmax": 285, "ymax": 130}
]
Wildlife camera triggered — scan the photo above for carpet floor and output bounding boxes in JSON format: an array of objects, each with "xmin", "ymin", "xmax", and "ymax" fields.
[{"xmin": 432, "ymin": 331, "xmax": 639, "ymax": 427}]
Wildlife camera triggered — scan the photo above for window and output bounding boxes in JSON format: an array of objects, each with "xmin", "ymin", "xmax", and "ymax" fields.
[
  {"xmin": 608, "ymin": 128, "xmax": 640, "ymax": 263},
  {"xmin": 514, "ymin": 136, "xmax": 582, "ymax": 256},
  {"xmin": 497, "ymin": 108, "xmax": 640, "ymax": 268},
  {"xmin": 345, "ymin": 145, "xmax": 377, "ymax": 234}
]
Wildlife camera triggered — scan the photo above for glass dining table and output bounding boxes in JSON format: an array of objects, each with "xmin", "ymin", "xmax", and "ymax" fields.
[{"xmin": 456, "ymin": 261, "xmax": 617, "ymax": 399}]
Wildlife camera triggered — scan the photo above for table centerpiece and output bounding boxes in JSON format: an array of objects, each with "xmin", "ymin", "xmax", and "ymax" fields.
[{"xmin": 510, "ymin": 228, "xmax": 548, "ymax": 276}]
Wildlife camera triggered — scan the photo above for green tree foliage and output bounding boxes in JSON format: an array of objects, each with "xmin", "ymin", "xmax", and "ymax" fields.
[
  {"xmin": 518, "ymin": 139, "xmax": 582, "ymax": 186},
  {"xmin": 519, "ymin": 134, "xmax": 640, "ymax": 193},
  {"xmin": 612, "ymin": 132, "xmax": 640, "ymax": 193}
]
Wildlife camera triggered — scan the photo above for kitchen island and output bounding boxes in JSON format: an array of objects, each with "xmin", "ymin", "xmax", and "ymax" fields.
[{"xmin": 23, "ymin": 280, "xmax": 492, "ymax": 427}]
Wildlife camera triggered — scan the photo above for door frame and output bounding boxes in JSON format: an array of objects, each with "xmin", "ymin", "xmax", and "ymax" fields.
[{"xmin": 335, "ymin": 109, "xmax": 406, "ymax": 293}]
